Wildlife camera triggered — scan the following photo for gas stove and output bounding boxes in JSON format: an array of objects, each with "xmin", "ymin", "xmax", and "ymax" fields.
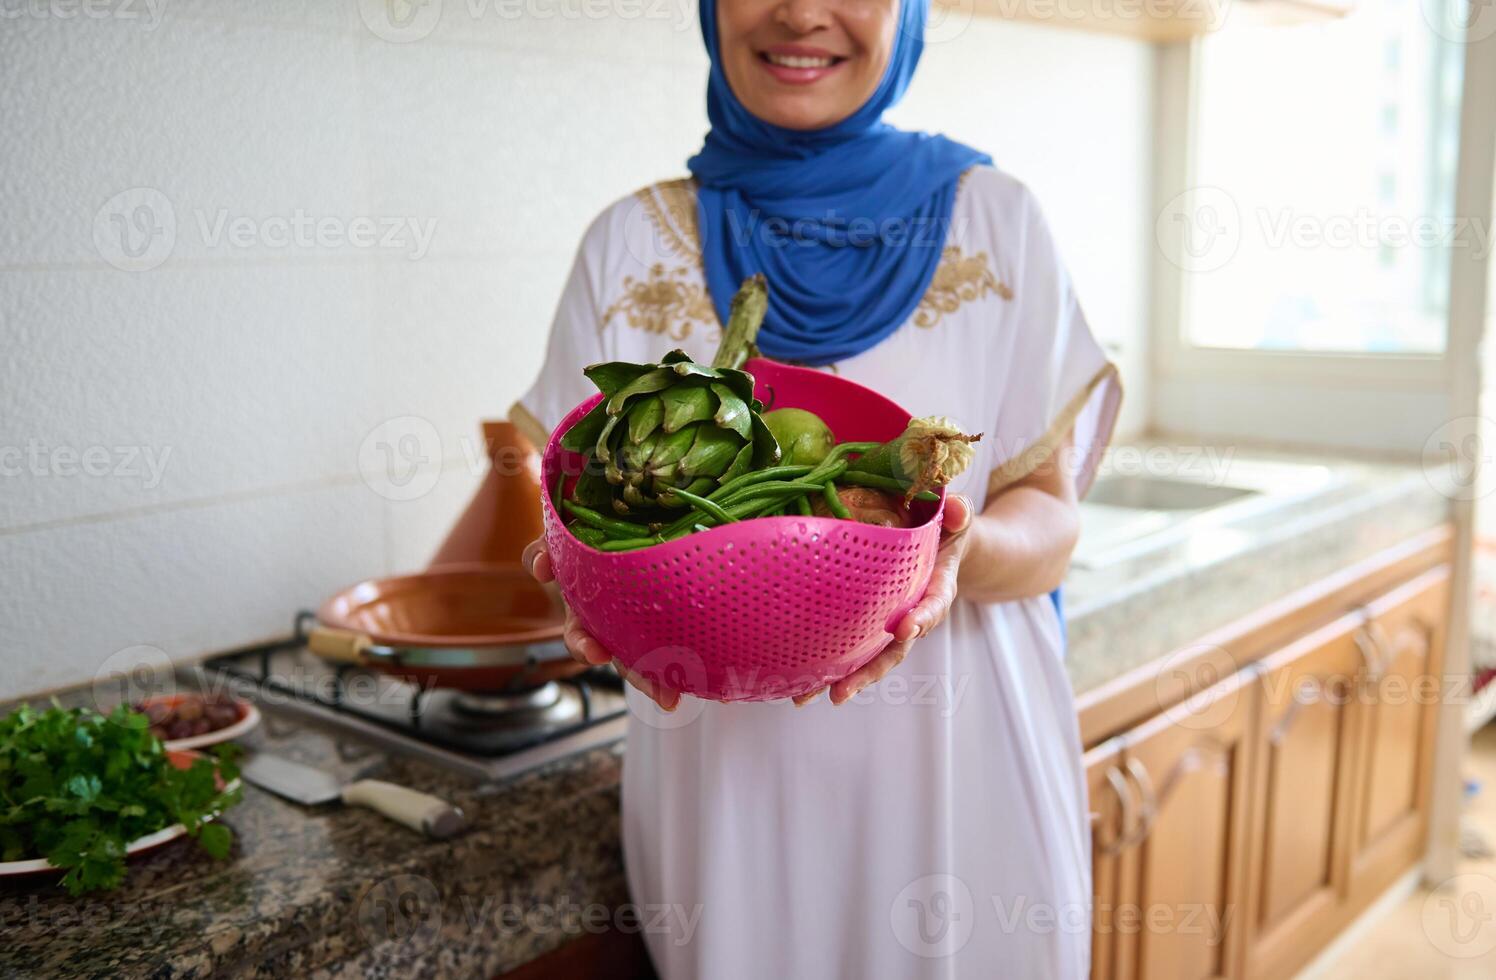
[{"xmin": 189, "ymin": 613, "xmax": 628, "ymax": 782}]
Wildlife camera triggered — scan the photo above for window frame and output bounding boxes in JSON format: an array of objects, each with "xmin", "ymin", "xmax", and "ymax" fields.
[{"xmin": 1148, "ymin": 35, "xmax": 1471, "ymax": 450}]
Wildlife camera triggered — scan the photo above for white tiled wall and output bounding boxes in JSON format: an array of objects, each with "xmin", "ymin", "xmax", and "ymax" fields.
[{"xmin": 0, "ymin": 2, "xmax": 1153, "ymax": 697}]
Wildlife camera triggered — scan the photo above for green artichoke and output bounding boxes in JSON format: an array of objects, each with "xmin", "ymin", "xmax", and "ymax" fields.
[{"xmin": 560, "ymin": 276, "xmax": 781, "ymax": 516}]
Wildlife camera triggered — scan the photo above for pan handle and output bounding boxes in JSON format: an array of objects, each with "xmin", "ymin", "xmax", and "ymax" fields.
[{"xmin": 308, "ymin": 626, "xmax": 378, "ymax": 664}]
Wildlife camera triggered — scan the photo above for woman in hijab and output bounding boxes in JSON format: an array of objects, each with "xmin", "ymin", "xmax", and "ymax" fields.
[{"xmin": 516, "ymin": 0, "xmax": 1121, "ymax": 974}]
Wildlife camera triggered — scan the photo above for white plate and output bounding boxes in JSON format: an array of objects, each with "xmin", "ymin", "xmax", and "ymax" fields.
[
  {"xmin": 0, "ymin": 778, "xmax": 241, "ymax": 879},
  {"xmin": 163, "ymin": 700, "xmax": 260, "ymax": 751}
]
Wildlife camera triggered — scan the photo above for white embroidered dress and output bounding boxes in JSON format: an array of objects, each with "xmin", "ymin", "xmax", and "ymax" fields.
[{"xmin": 514, "ymin": 166, "xmax": 1121, "ymax": 980}]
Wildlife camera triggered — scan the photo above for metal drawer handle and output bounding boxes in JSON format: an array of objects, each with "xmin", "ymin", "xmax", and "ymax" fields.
[
  {"xmin": 1269, "ymin": 681, "xmax": 1325, "ymax": 745},
  {"xmin": 1118, "ymin": 757, "xmax": 1160, "ymax": 849},
  {"xmin": 1096, "ymin": 765, "xmax": 1140, "ymax": 857},
  {"xmin": 1353, "ymin": 627, "xmax": 1387, "ymax": 682}
]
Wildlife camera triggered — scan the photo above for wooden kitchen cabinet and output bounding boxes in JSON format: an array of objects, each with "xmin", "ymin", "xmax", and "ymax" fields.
[
  {"xmin": 1115, "ymin": 670, "xmax": 1257, "ymax": 980},
  {"xmin": 1344, "ymin": 567, "xmax": 1449, "ymax": 909},
  {"xmin": 1089, "ymin": 669, "xmax": 1258, "ymax": 980},
  {"xmin": 1241, "ymin": 615, "xmax": 1365, "ymax": 980},
  {"xmin": 1080, "ymin": 528, "xmax": 1454, "ymax": 980}
]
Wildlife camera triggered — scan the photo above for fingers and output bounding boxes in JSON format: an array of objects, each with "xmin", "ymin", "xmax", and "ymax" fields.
[
  {"xmin": 943, "ymin": 493, "xmax": 974, "ymax": 534},
  {"xmin": 793, "ymin": 687, "xmax": 826, "ymax": 707},
  {"xmin": 892, "ymin": 526, "xmax": 968, "ymax": 642},
  {"xmin": 562, "ymin": 608, "xmax": 612, "ymax": 667},
  {"xmin": 527, "ymin": 535, "xmax": 672, "ymax": 710},
  {"xmin": 830, "ymin": 640, "xmax": 910, "ymax": 705},
  {"xmin": 617, "ymin": 661, "xmax": 681, "ymax": 713},
  {"xmin": 523, "ymin": 537, "xmax": 554, "ymax": 584}
]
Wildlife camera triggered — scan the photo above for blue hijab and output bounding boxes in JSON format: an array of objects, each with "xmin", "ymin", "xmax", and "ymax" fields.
[{"xmin": 687, "ymin": 0, "xmax": 991, "ymax": 366}]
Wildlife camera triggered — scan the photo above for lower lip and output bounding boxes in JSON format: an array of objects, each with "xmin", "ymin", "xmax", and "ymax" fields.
[{"xmin": 758, "ymin": 56, "xmax": 845, "ymax": 86}]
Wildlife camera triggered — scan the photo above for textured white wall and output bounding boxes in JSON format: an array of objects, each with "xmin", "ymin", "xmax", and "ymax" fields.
[{"xmin": 0, "ymin": 2, "xmax": 1153, "ymax": 697}]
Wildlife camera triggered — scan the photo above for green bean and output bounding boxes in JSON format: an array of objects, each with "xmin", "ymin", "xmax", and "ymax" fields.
[
  {"xmin": 570, "ymin": 525, "xmax": 609, "ymax": 548},
  {"xmin": 718, "ymin": 464, "xmax": 847, "ymax": 507},
  {"xmin": 706, "ymin": 465, "xmax": 814, "ymax": 501},
  {"xmin": 640, "ymin": 448, "xmax": 873, "ymax": 540},
  {"xmin": 658, "ymin": 482, "xmax": 813, "ymax": 536},
  {"xmin": 717, "ymin": 479, "xmax": 828, "ymax": 507},
  {"xmin": 662, "ymin": 486, "xmax": 738, "ymax": 524},
  {"xmin": 726, "ymin": 495, "xmax": 787, "ymax": 519},
  {"xmin": 598, "ymin": 536, "xmax": 663, "ymax": 552},
  {"xmin": 562, "ymin": 499, "xmax": 653, "ymax": 539},
  {"xmin": 802, "ymin": 458, "xmax": 850, "ymax": 487},
  {"xmin": 821, "ymin": 481, "xmax": 852, "ymax": 519},
  {"xmin": 837, "ymin": 471, "xmax": 940, "ymax": 501},
  {"xmin": 551, "ymin": 468, "xmax": 565, "ymax": 515},
  {"xmin": 805, "ymin": 443, "xmax": 878, "ymax": 485}
]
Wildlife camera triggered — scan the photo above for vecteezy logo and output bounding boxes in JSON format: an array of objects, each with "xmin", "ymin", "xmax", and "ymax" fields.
[
  {"xmin": 922, "ymin": 0, "xmax": 974, "ymax": 45},
  {"xmin": 355, "ymin": 874, "xmax": 444, "ymax": 950},
  {"xmin": 358, "ymin": 0, "xmax": 442, "ymax": 42},
  {"xmin": 622, "ymin": 645, "xmax": 709, "ymax": 730},
  {"xmin": 1155, "ymin": 186, "xmax": 1241, "ymax": 275},
  {"xmin": 1422, "ymin": 416, "xmax": 1496, "ymax": 502},
  {"xmin": 890, "ymin": 873, "xmax": 975, "ymax": 958},
  {"xmin": 619, "ymin": 192, "xmax": 686, "ymax": 267},
  {"xmin": 358, "ymin": 416, "xmax": 443, "ymax": 501},
  {"xmin": 1420, "ymin": 0, "xmax": 1496, "ymax": 44},
  {"xmin": 1154, "ymin": 644, "xmax": 1240, "ymax": 731},
  {"xmin": 1422, "ymin": 873, "xmax": 1496, "ymax": 958},
  {"xmin": 93, "ymin": 187, "xmax": 176, "ymax": 272},
  {"xmin": 91, "ymin": 644, "xmax": 178, "ymax": 716}
]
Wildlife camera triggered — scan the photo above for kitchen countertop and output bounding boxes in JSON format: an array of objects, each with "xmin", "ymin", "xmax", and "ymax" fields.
[
  {"xmin": 1063, "ymin": 444, "xmax": 1449, "ymax": 696},
  {"xmin": 0, "ymin": 445, "xmax": 1450, "ymax": 978},
  {"xmin": 0, "ymin": 695, "xmax": 630, "ymax": 979}
]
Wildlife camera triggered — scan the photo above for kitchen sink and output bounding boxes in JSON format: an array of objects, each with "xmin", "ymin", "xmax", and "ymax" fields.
[
  {"xmin": 1072, "ymin": 456, "xmax": 1339, "ymax": 571},
  {"xmin": 1084, "ymin": 474, "xmax": 1257, "ymax": 512}
]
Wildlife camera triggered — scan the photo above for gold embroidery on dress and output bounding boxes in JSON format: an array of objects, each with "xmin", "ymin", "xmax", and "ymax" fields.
[
  {"xmin": 914, "ymin": 246, "xmax": 1012, "ymax": 329},
  {"xmin": 637, "ymin": 179, "xmax": 702, "ymax": 264},
  {"xmin": 601, "ymin": 263, "xmax": 720, "ymax": 342}
]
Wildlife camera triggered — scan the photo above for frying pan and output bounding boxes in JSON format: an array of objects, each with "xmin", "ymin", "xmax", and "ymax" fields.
[{"xmin": 309, "ymin": 563, "xmax": 583, "ymax": 691}]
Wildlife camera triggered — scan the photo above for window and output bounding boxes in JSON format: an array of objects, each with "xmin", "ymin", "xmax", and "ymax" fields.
[{"xmin": 1180, "ymin": 0, "xmax": 1466, "ymax": 355}]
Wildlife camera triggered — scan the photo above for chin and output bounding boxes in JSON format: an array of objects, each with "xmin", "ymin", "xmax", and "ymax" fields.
[{"xmin": 747, "ymin": 97, "xmax": 850, "ymax": 132}]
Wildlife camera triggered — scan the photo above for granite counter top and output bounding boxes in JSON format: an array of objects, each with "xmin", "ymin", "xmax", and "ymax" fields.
[
  {"xmin": 0, "ymin": 701, "xmax": 629, "ymax": 979},
  {"xmin": 0, "ymin": 445, "xmax": 1449, "ymax": 978},
  {"xmin": 1063, "ymin": 445, "xmax": 1449, "ymax": 695}
]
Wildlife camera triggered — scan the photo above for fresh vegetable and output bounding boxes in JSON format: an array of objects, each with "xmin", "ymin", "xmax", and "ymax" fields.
[
  {"xmin": 812, "ymin": 486, "xmax": 913, "ymax": 528},
  {"xmin": 0, "ymin": 702, "xmax": 242, "ymax": 895},
  {"xmin": 762, "ymin": 408, "xmax": 834, "ymax": 467},
  {"xmin": 820, "ymin": 480, "xmax": 852, "ymax": 520},
  {"xmin": 560, "ymin": 276, "xmax": 780, "ymax": 516},
  {"xmin": 554, "ymin": 275, "xmax": 982, "ymax": 549},
  {"xmin": 844, "ymin": 416, "xmax": 981, "ymax": 501}
]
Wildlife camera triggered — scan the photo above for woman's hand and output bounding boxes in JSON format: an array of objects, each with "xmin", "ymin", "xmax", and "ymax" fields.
[
  {"xmin": 793, "ymin": 494, "xmax": 975, "ymax": 707},
  {"xmin": 522, "ymin": 538, "xmax": 682, "ymax": 712}
]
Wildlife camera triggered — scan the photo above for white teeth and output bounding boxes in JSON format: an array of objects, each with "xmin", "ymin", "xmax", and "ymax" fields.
[{"xmin": 766, "ymin": 53, "xmax": 835, "ymax": 69}]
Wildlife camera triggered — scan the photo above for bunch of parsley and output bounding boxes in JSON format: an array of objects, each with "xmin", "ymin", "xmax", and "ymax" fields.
[{"xmin": 0, "ymin": 702, "xmax": 242, "ymax": 895}]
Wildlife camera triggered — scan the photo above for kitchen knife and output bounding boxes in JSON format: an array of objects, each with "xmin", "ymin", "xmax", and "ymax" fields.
[{"xmin": 242, "ymin": 753, "xmax": 467, "ymax": 839}]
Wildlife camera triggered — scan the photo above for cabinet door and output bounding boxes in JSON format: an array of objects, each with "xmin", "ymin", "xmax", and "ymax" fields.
[
  {"xmin": 1242, "ymin": 615, "xmax": 1365, "ymax": 980},
  {"xmin": 1346, "ymin": 567, "xmax": 1449, "ymax": 904},
  {"xmin": 1086, "ymin": 739, "xmax": 1133, "ymax": 980},
  {"xmin": 1114, "ymin": 669, "xmax": 1258, "ymax": 980}
]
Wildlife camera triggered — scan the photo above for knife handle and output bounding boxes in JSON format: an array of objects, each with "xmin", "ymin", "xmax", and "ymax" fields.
[{"xmin": 340, "ymin": 780, "xmax": 467, "ymax": 839}]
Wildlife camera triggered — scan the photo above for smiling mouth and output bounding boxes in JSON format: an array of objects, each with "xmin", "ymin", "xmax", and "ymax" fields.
[{"xmin": 761, "ymin": 52, "xmax": 844, "ymax": 69}]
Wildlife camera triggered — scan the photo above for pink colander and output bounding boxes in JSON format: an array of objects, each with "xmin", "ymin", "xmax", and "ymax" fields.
[{"xmin": 541, "ymin": 358, "xmax": 943, "ymax": 702}]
